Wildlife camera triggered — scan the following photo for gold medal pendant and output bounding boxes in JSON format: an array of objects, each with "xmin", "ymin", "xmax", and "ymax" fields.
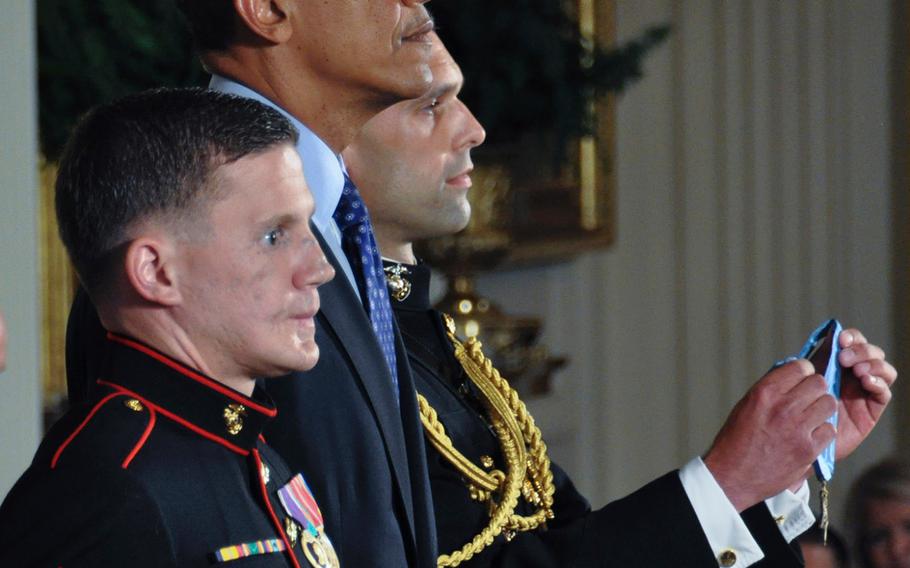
[
  {"xmin": 301, "ymin": 529, "xmax": 340, "ymax": 568},
  {"xmin": 819, "ymin": 481, "xmax": 830, "ymax": 545}
]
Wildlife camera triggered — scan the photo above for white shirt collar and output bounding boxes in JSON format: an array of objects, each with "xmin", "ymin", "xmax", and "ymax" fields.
[{"xmin": 209, "ymin": 74, "xmax": 345, "ymax": 235}]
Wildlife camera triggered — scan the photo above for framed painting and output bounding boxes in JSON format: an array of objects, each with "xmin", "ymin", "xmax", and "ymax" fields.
[
  {"xmin": 504, "ymin": 0, "xmax": 617, "ymax": 265},
  {"xmin": 39, "ymin": 159, "xmax": 74, "ymax": 424}
]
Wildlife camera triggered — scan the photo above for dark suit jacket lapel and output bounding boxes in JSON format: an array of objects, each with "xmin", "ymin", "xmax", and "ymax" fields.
[
  {"xmin": 393, "ymin": 322, "xmax": 437, "ymax": 564},
  {"xmin": 312, "ymin": 228, "xmax": 419, "ymax": 548}
]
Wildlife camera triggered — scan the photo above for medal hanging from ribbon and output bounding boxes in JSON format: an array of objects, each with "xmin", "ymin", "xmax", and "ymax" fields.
[
  {"xmin": 278, "ymin": 474, "xmax": 340, "ymax": 568},
  {"xmin": 791, "ymin": 318, "xmax": 843, "ymax": 544}
]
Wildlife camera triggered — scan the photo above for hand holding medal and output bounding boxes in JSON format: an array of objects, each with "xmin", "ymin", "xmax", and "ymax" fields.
[
  {"xmin": 798, "ymin": 320, "xmax": 898, "ymax": 544},
  {"xmin": 703, "ymin": 322, "xmax": 896, "ymax": 519},
  {"xmin": 794, "ymin": 319, "xmax": 843, "ymax": 544}
]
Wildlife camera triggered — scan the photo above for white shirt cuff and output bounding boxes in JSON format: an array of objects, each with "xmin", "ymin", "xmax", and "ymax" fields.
[
  {"xmin": 679, "ymin": 457, "xmax": 764, "ymax": 567},
  {"xmin": 765, "ymin": 480, "xmax": 815, "ymax": 542}
]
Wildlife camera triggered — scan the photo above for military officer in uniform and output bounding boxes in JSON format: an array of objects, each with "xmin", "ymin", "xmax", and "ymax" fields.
[
  {"xmin": 0, "ymin": 88, "xmax": 339, "ymax": 567},
  {"xmin": 341, "ymin": 37, "xmax": 899, "ymax": 567}
]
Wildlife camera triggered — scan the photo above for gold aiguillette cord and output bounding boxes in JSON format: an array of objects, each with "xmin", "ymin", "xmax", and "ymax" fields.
[{"xmin": 417, "ymin": 314, "xmax": 556, "ymax": 567}]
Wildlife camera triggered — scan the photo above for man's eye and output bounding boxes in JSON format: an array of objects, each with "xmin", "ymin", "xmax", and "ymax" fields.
[
  {"xmin": 423, "ymin": 98, "xmax": 439, "ymax": 114},
  {"xmin": 263, "ymin": 228, "xmax": 285, "ymax": 246}
]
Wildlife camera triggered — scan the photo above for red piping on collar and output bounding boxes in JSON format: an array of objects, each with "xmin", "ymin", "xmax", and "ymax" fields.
[
  {"xmin": 99, "ymin": 380, "xmax": 250, "ymax": 457},
  {"xmin": 106, "ymin": 333, "xmax": 277, "ymax": 417},
  {"xmin": 51, "ymin": 392, "xmax": 123, "ymax": 469},
  {"xmin": 253, "ymin": 449, "xmax": 302, "ymax": 568},
  {"xmin": 122, "ymin": 405, "xmax": 156, "ymax": 469}
]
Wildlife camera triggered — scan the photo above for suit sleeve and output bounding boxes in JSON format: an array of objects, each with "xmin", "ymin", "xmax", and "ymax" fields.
[
  {"xmin": 0, "ymin": 465, "xmax": 177, "ymax": 567},
  {"xmin": 489, "ymin": 463, "xmax": 803, "ymax": 567}
]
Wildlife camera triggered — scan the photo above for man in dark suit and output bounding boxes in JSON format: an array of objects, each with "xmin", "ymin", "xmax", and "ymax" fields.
[
  {"xmin": 67, "ymin": 1, "xmax": 439, "ymax": 566},
  {"xmin": 3, "ymin": 88, "xmax": 337, "ymax": 567},
  {"xmin": 342, "ymin": 37, "xmax": 899, "ymax": 567}
]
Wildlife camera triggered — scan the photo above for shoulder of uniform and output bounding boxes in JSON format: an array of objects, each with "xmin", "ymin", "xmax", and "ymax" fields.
[{"xmin": 35, "ymin": 390, "xmax": 157, "ymax": 471}]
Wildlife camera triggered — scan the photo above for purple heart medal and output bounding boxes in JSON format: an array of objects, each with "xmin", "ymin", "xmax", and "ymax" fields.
[{"xmin": 278, "ymin": 473, "xmax": 340, "ymax": 568}]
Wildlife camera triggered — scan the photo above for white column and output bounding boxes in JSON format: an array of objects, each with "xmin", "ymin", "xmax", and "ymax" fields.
[{"xmin": 0, "ymin": 0, "xmax": 41, "ymax": 499}]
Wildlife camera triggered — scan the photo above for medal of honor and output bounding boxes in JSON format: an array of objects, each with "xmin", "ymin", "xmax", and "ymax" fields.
[
  {"xmin": 799, "ymin": 319, "xmax": 842, "ymax": 483},
  {"xmin": 777, "ymin": 318, "xmax": 843, "ymax": 544},
  {"xmin": 278, "ymin": 474, "xmax": 340, "ymax": 568}
]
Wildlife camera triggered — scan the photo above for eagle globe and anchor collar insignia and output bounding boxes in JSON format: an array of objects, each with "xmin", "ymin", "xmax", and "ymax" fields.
[
  {"xmin": 278, "ymin": 473, "xmax": 339, "ymax": 568},
  {"xmin": 382, "ymin": 262, "xmax": 412, "ymax": 302}
]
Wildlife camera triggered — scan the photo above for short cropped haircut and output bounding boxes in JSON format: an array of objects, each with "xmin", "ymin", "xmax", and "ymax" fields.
[
  {"xmin": 176, "ymin": 0, "xmax": 237, "ymax": 52},
  {"xmin": 55, "ymin": 87, "xmax": 298, "ymax": 294}
]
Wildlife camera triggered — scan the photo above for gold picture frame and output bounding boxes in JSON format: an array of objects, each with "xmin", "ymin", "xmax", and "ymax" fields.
[
  {"xmin": 39, "ymin": 158, "xmax": 74, "ymax": 421},
  {"xmin": 473, "ymin": 0, "xmax": 618, "ymax": 267}
]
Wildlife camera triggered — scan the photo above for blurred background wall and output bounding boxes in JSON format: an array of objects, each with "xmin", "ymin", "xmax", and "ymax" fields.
[
  {"xmin": 0, "ymin": 0, "xmax": 904, "ymax": 534},
  {"xmin": 478, "ymin": 0, "xmax": 899, "ymax": 524}
]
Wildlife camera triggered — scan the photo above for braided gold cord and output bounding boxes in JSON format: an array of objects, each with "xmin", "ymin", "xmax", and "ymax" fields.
[
  {"xmin": 457, "ymin": 337, "xmax": 556, "ymax": 533},
  {"xmin": 436, "ymin": 416, "xmax": 525, "ymax": 567},
  {"xmin": 416, "ymin": 315, "xmax": 556, "ymax": 567},
  {"xmin": 417, "ymin": 394, "xmax": 501, "ymax": 494}
]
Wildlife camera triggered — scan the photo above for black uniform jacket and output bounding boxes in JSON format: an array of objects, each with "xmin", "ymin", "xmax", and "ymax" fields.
[
  {"xmin": 262, "ymin": 229, "xmax": 438, "ymax": 568},
  {"xmin": 1, "ymin": 333, "xmax": 317, "ymax": 567},
  {"xmin": 388, "ymin": 260, "xmax": 805, "ymax": 568},
  {"xmin": 62, "ymin": 230, "xmax": 438, "ymax": 568}
]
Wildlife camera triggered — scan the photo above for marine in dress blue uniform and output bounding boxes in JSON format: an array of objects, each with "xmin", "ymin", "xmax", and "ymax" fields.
[
  {"xmin": 3, "ymin": 87, "xmax": 339, "ymax": 568},
  {"xmin": 1, "ymin": 334, "xmax": 335, "ymax": 567},
  {"xmin": 343, "ymin": 34, "xmax": 898, "ymax": 566},
  {"xmin": 384, "ymin": 260, "xmax": 807, "ymax": 567}
]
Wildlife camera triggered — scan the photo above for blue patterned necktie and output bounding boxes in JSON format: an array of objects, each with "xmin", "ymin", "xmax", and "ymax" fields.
[{"xmin": 333, "ymin": 175, "xmax": 399, "ymax": 399}]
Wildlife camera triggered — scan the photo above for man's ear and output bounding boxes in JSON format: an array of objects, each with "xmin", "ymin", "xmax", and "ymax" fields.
[
  {"xmin": 233, "ymin": 0, "xmax": 293, "ymax": 44},
  {"xmin": 124, "ymin": 237, "xmax": 182, "ymax": 307}
]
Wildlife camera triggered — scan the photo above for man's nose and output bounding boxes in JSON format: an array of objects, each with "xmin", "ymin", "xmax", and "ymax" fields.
[
  {"xmin": 293, "ymin": 240, "xmax": 335, "ymax": 289},
  {"xmin": 454, "ymin": 101, "xmax": 486, "ymax": 152}
]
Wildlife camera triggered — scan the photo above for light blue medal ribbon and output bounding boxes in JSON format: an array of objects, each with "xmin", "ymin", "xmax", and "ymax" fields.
[
  {"xmin": 797, "ymin": 319, "xmax": 842, "ymax": 482},
  {"xmin": 775, "ymin": 318, "xmax": 842, "ymax": 544}
]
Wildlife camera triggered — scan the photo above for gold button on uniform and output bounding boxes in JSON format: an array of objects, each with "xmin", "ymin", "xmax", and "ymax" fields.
[
  {"xmin": 124, "ymin": 399, "xmax": 144, "ymax": 412},
  {"xmin": 718, "ymin": 549, "xmax": 737, "ymax": 567}
]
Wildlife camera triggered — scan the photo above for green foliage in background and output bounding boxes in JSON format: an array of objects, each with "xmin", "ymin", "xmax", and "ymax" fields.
[
  {"xmin": 38, "ymin": 0, "xmax": 204, "ymax": 160},
  {"xmin": 38, "ymin": 0, "xmax": 668, "ymax": 160},
  {"xmin": 431, "ymin": 1, "xmax": 669, "ymax": 148}
]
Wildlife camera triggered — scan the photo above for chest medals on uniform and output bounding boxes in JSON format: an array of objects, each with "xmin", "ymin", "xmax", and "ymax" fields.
[
  {"xmin": 382, "ymin": 264, "xmax": 556, "ymax": 567},
  {"xmin": 278, "ymin": 474, "xmax": 340, "ymax": 568}
]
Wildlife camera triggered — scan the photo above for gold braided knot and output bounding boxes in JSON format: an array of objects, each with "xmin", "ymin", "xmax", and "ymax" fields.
[{"xmin": 418, "ymin": 314, "xmax": 556, "ymax": 567}]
